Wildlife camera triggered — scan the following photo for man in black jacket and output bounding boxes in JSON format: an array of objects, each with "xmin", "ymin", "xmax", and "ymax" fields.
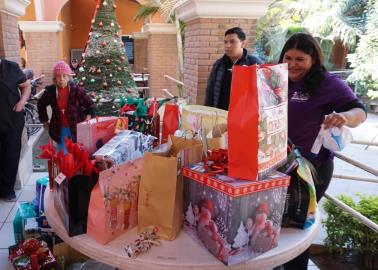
[{"xmin": 205, "ymin": 27, "xmax": 262, "ymax": 110}]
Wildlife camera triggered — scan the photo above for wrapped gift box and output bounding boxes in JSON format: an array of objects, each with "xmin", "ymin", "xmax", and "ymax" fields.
[
  {"xmin": 8, "ymin": 239, "xmax": 57, "ymax": 270},
  {"xmin": 93, "ymin": 130, "xmax": 154, "ymax": 167},
  {"xmin": 182, "ymin": 163, "xmax": 290, "ymax": 266},
  {"xmin": 13, "ymin": 203, "xmax": 37, "ymax": 244}
]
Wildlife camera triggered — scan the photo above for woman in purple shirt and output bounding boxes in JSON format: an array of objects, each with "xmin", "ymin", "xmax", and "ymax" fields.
[{"xmin": 278, "ymin": 33, "xmax": 366, "ymax": 270}]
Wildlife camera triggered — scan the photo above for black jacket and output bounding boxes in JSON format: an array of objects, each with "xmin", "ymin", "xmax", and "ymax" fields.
[{"xmin": 204, "ymin": 49, "xmax": 262, "ymax": 109}]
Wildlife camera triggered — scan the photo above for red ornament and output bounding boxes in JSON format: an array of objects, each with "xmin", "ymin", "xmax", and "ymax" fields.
[
  {"xmin": 105, "ymin": 59, "xmax": 111, "ymax": 64},
  {"xmin": 99, "ymin": 21, "xmax": 104, "ymax": 27},
  {"xmin": 96, "ymin": 68, "xmax": 101, "ymax": 74},
  {"xmin": 101, "ymin": 41, "xmax": 107, "ymax": 47},
  {"xmin": 79, "ymin": 81, "xmax": 84, "ymax": 86},
  {"xmin": 103, "ymin": 82, "xmax": 108, "ymax": 88}
]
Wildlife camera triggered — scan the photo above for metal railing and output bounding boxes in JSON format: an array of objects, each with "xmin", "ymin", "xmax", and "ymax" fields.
[
  {"xmin": 164, "ymin": 74, "xmax": 184, "ymax": 86},
  {"xmin": 326, "ymin": 144, "xmax": 378, "ymax": 234}
]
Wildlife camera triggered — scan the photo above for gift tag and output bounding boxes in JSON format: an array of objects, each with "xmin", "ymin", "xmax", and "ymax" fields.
[{"xmin": 54, "ymin": 173, "xmax": 66, "ymax": 185}]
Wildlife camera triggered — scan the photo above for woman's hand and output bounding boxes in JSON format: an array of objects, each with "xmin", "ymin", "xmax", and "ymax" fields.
[
  {"xmin": 323, "ymin": 108, "xmax": 366, "ymax": 129},
  {"xmin": 322, "ymin": 112, "xmax": 347, "ymax": 129}
]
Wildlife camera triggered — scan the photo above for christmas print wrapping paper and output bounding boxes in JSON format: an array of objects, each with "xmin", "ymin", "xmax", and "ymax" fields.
[
  {"xmin": 228, "ymin": 64, "xmax": 288, "ymax": 180},
  {"xmin": 183, "ymin": 163, "xmax": 290, "ymax": 266},
  {"xmin": 181, "ymin": 105, "xmax": 228, "ymax": 137},
  {"xmin": 87, "ymin": 158, "xmax": 142, "ymax": 244}
]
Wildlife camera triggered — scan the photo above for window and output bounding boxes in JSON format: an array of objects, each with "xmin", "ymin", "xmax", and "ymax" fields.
[
  {"xmin": 70, "ymin": 48, "xmax": 84, "ymax": 63},
  {"xmin": 121, "ymin": 35, "xmax": 134, "ymax": 64}
]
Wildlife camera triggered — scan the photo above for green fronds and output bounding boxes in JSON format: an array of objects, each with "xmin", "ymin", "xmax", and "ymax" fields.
[{"xmin": 133, "ymin": 5, "xmax": 159, "ymax": 22}]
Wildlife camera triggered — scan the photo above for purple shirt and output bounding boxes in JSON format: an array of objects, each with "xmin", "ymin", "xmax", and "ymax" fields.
[{"xmin": 288, "ymin": 72, "xmax": 358, "ymax": 165}]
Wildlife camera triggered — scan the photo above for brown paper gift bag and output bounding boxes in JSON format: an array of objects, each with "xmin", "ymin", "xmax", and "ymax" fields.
[
  {"xmin": 138, "ymin": 136, "xmax": 202, "ymax": 240},
  {"xmin": 206, "ymin": 123, "xmax": 228, "ymax": 150}
]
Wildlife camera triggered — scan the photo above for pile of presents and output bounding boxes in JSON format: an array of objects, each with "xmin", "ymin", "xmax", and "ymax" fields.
[{"xmin": 13, "ymin": 63, "xmax": 296, "ymax": 267}]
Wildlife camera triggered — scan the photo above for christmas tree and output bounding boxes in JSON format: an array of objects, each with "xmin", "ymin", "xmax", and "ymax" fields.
[
  {"xmin": 78, "ymin": 0, "xmax": 137, "ymax": 115},
  {"xmin": 232, "ymin": 221, "xmax": 248, "ymax": 248}
]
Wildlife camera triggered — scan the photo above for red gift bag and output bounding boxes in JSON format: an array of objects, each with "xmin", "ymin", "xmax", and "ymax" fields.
[
  {"xmin": 162, "ymin": 103, "xmax": 180, "ymax": 143},
  {"xmin": 77, "ymin": 116, "xmax": 128, "ymax": 155},
  {"xmin": 228, "ymin": 64, "xmax": 288, "ymax": 180}
]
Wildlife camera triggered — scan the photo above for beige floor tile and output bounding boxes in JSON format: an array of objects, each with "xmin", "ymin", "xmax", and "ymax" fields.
[
  {"xmin": 0, "ymin": 202, "xmax": 15, "ymax": 222},
  {"xmin": 17, "ymin": 186, "xmax": 36, "ymax": 203},
  {"xmin": 5, "ymin": 203, "xmax": 19, "ymax": 223},
  {"xmin": 0, "ymin": 222, "xmax": 15, "ymax": 248},
  {"xmin": 26, "ymin": 172, "xmax": 48, "ymax": 186},
  {"xmin": 0, "ymin": 249, "xmax": 13, "ymax": 270}
]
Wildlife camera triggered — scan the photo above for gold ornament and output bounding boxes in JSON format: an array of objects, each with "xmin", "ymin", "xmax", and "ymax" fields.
[
  {"xmin": 117, "ymin": 80, "xmax": 122, "ymax": 85},
  {"xmin": 105, "ymin": 59, "xmax": 111, "ymax": 64},
  {"xmin": 96, "ymin": 50, "xmax": 100, "ymax": 54},
  {"xmin": 96, "ymin": 68, "xmax": 101, "ymax": 74},
  {"xmin": 103, "ymin": 1, "xmax": 108, "ymax": 6}
]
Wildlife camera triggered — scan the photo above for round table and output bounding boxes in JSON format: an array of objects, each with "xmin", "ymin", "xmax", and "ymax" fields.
[{"xmin": 44, "ymin": 189, "xmax": 320, "ymax": 270}]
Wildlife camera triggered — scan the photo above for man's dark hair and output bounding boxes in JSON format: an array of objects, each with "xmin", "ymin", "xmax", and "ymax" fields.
[{"xmin": 225, "ymin": 27, "xmax": 246, "ymax": 41}]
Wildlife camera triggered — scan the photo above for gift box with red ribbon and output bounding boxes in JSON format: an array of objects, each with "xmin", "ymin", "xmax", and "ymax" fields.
[
  {"xmin": 182, "ymin": 161, "xmax": 290, "ymax": 266},
  {"xmin": 8, "ymin": 238, "xmax": 56, "ymax": 270}
]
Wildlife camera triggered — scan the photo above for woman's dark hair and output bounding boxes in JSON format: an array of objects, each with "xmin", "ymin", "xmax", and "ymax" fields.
[{"xmin": 279, "ymin": 33, "xmax": 326, "ymax": 96}]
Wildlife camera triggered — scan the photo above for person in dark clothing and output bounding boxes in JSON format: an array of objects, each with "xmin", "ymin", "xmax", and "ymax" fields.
[
  {"xmin": 0, "ymin": 59, "xmax": 31, "ymax": 201},
  {"xmin": 37, "ymin": 61, "xmax": 95, "ymax": 153},
  {"xmin": 204, "ymin": 27, "xmax": 263, "ymax": 110}
]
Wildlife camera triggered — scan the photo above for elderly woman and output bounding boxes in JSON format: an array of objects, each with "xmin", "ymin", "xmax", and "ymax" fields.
[{"xmin": 37, "ymin": 61, "xmax": 95, "ymax": 152}]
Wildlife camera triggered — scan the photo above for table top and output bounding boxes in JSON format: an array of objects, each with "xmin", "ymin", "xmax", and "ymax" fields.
[{"xmin": 45, "ymin": 189, "xmax": 320, "ymax": 270}]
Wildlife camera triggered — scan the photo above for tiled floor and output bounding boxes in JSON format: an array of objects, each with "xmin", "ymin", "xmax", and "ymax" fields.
[{"xmin": 0, "ymin": 172, "xmax": 47, "ymax": 269}]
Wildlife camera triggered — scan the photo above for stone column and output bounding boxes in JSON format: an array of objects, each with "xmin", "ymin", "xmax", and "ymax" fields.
[
  {"xmin": 143, "ymin": 23, "xmax": 178, "ymax": 97},
  {"xmin": 0, "ymin": 0, "xmax": 30, "ymax": 62},
  {"xmin": 176, "ymin": 0, "xmax": 273, "ymax": 105},
  {"xmin": 132, "ymin": 32, "xmax": 148, "ymax": 74},
  {"xmin": 18, "ymin": 21, "xmax": 65, "ymax": 88}
]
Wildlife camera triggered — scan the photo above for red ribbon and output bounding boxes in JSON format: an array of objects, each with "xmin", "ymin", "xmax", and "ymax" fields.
[{"xmin": 203, "ymin": 149, "xmax": 228, "ymax": 173}]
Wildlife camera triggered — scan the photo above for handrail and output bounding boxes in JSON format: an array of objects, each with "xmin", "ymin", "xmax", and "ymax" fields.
[
  {"xmin": 333, "ymin": 174, "xmax": 378, "ymax": 184},
  {"xmin": 324, "ymin": 193, "xmax": 378, "ymax": 234},
  {"xmin": 351, "ymin": 140, "xmax": 378, "ymax": 147},
  {"xmin": 164, "ymin": 74, "xmax": 184, "ymax": 86},
  {"xmin": 334, "ymin": 152, "xmax": 378, "ymax": 177}
]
